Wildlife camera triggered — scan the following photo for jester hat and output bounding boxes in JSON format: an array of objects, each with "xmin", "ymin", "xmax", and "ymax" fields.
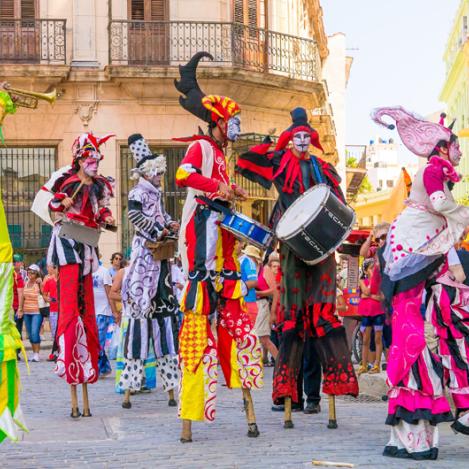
[
  {"xmin": 175, "ymin": 51, "xmax": 240, "ymax": 125},
  {"xmin": 71, "ymin": 132, "xmax": 114, "ymax": 163},
  {"xmin": 371, "ymin": 106, "xmax": 461, "ymax": 158},
  {"xmin": 275, "ymin": 107, "xmax": 324, "ymax": 152}
]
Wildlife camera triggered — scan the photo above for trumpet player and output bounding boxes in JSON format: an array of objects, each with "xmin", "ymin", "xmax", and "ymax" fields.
[{"xmin": 44, "ymin": 132, "xmax": 115, "ymax": 418}]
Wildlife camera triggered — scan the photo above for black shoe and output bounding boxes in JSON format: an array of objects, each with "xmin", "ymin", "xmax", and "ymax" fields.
[
  {"xmin": 303, "ymin": 402, "xmax": 321, "ymax": 414},
  {"xmin": 168, "ymin": 399, "xmax": 177, "ymax": 407}
]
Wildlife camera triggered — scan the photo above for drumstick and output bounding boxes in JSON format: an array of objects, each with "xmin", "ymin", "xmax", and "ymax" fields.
[
  {"xmin": 70, "ymin": 182, "xmax": 84, "ymax": 200},
  {"xmin": 312, "ymin": 461, "xmax": 354, "ymax": 468}
]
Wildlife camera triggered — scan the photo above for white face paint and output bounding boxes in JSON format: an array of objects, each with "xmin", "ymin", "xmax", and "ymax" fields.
[
  {"xmin": 227, "ymin": 116, "xmax": 241, "ymax": 142},
  {"xmin": 148, "ymin": 173, "xmax": 163, "ymax": 187},
  {"xmin": 449, "ymin": 139, "xmax": 462, "ymax": 166},
  {"xmin": 292, "ymin": 131, "xmax": 311, "ymax": 153},
  {"xmin": 81, "ymin": 152, "xmax": 101, "ymax": 177}
]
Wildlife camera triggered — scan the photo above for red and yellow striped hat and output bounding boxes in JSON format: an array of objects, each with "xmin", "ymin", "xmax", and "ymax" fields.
[{"xmin": 201, "ymin": 95, "xmax": 240, "ymax": 123}]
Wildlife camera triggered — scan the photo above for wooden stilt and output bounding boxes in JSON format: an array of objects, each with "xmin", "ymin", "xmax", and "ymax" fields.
[
  {"xmin": 82, "ymin": 383, "xmax": 92, "ymax": 417},
  {"xmin": 180, "ymin": 419, "xmax": 192, "ymax": 443},
  {"xmin": 242, "ymin": 388, "xmax": 260, "ymax": 437},
  {"xmin": 122, "ymin": 389, "xmax": 132, "ymax": 409},
  {"xmin": 168, "ymin": 388, "xmax": 177, "ymax": 407},
  {"xmin": 327, "ymin": 395, "xmax": 338, "ymax": 429},
  {"xmin": 284, "ymin": 396, "xmax": 294, "ymax": 429},
  {"xmin": 70, "ymin": 385, "xmax": 80, "ymax": 418}
]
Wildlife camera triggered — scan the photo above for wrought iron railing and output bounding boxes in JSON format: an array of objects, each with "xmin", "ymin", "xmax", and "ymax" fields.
[
  {"xmin": 0, "ymin": 19, "xmax": 66, "ymax": 64},
  {"xmin": 109, "ymin": 20, "xmax": 321, "ymax": 82}
]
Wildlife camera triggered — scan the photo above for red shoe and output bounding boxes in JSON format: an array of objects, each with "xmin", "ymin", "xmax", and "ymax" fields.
[{"xmin": 47, "ymin": 353, "xmax": 56, "ymax": 362}]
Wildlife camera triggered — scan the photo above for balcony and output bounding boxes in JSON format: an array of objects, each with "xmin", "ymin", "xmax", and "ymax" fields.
[
  {"xmin": 109, "ymin": 20, "xmax": 321, "ymax": 83},
  {"xmin": 0, "ymin": 19, "xmax": 66, "ymax": 64}
]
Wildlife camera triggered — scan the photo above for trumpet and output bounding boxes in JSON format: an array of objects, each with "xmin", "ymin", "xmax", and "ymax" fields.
[{"xmin": 4, "ymin": 85, "xmax": 57, "ymax": 109}]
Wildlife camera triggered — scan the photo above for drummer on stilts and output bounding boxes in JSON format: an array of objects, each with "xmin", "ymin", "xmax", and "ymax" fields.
[
  {"xmin": 174, "ymin": 52, "xmax": 263, "ymax": 443},
  {"xmin": 237, "ymin": 107, "xmax": 358, "ymax": 429}
]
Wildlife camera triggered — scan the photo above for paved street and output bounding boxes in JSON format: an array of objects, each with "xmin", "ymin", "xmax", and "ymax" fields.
[{"xmin": 1, "ymin": 356, "xmax": 468, "ymax": 469}]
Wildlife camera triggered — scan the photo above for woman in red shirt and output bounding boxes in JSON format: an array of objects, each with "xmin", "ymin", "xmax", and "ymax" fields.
[{"xmin": 42, "ymin": 265, "xmax": 58, "ymax": 361}]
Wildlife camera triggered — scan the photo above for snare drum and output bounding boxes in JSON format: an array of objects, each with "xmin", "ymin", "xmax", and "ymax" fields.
[
  {"xmin": 275, "ymin": 184, "xmax": 355, "ymax": 265},
  {"xmin": 220, "ymin": 211, "xmax": 273, "ymax": 250}
]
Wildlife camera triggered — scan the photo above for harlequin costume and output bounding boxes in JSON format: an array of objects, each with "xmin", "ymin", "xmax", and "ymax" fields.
[
  {"xmin": 236, "ymin": 107, "xmax": 358, "ymax": 424},
  {"xmin": 119, "ymin": 134, "xmax": 179, "ymax": 408},
  {"xmin": 174, "ymin": 52, "xmax": 262, "ymax": 441},
  {"xmin": 372, "ymin": 107, "xmax": 469, "ymax": 460},
  {"xmin": 0, "ymin": 196, "xmax": 27, "ymax": 443}
]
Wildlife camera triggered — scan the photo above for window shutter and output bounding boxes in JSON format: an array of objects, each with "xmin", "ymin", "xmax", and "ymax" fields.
[
  {"xmin": 0, "ymin": 0, "xmax": 15, "ymax": 19},
  {"xmin": 150, "ymin": 0, "xmax": 167, "ymax": 21},
  {"xmin": 131, "ymin": 0, "xmax": 145, "ymax": 20},
  {"xmin": 247, "ymin": 0, "xmax": 258, "ymax": 28},
  {"xmin": 234, "ymin": 0, "xmax": 244, "ymax": 24},
  {"xmin": 21, "ymin": 0, "xmax": 35, "ymax": 19}
]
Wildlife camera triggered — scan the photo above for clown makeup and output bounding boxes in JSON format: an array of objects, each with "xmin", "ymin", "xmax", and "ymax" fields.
[
  {"xmin": 292, "ymin": 131, "xmax": 311, "ymax": 153},
  {"xmin": 149, "ymin": 173, "xmax": 163, "ymax": 187},
  {"xmin": 449, "ymin": 139, "xmax": 462, "ymax": 166},
  {"xmin": 227, "ymin": 116, "xmax": 241, "ymax": 142},
  {"xmin": 81, "ymin": 152, "xmax": 100, "ymax": 177}
]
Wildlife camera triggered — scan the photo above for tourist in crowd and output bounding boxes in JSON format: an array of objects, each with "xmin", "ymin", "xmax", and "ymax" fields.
[
  {"xmin": 170, "ymin": 254, "xmax": 185, "ymax": 326},
  {"xmin": 42, "ymin": 264, "xmax": 59, "ymax": 362},
  {"xmin": 13, "ymin": 254, "xmax": 25, "ymax": 343},
  {"xmin": 93, "ymin": 259, "xmax": 114, "ymax": 376},
  {"xmin": 256, "ymin": 252, "xmax": 279, "ymax": 365},
  {"xmin": 357, "ymin": 258, "xmax": 385, "ymax": 375},
  {"xmin": 108, "ymin": 252, "xmax": 124, "ymax": 280},
  {"xmin": 19, "ymin": 264, "xmax": 44, "ymax": 362},
  {"xmin": 239, "ymin": 244, "xmax": 261, "ymax": 327}
]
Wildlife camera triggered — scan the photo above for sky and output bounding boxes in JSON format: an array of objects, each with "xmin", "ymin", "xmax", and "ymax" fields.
[{"xmin": 321, "ymin": 0, "xmax": 461, "ymax": 145}]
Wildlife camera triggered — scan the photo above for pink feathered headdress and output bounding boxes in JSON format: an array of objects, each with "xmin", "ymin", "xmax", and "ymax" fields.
[{"xmin": 371, "ymin": 106, "xmax": 453, "ymax": 157}]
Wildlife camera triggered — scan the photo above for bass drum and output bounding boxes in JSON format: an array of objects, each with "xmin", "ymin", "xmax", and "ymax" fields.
[{"xmin": 275, "ymin": 184, "xmax": 355, "ymax": 265}]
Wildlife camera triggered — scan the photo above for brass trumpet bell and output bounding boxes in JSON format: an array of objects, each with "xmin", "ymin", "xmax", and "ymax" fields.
[{"xmin": 6, "ymin": 86, "xmax": 57, "ymax": 109}]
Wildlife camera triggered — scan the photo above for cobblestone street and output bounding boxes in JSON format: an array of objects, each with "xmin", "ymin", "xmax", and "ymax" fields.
[{"xmin": 0, "ymin": 358, "xmax": 468, "ymax": 468}]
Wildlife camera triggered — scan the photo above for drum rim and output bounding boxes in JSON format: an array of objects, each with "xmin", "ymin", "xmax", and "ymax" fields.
[
  {"xmin": 220, "ymin": 223, "xmax": 271, "ymax": 250},
  {"xmin": 221, "ymin": 211, "xmax": 272, "ymax": 233},
  {"xmin": 275, "ymin": 184, "xmax": 330, "ymax": 240},
  {"xmin": 300, "ymin": 210, "xmax": 356, "ymax": 266}
]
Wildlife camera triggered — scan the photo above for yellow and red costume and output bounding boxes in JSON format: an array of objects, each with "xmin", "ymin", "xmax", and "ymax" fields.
[{"xmin": 175, "ymin": 53, "xmax": 262, "ymax": 422}]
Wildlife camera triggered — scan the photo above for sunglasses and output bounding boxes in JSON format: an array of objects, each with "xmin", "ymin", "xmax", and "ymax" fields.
[
  {"xmin": 375, "ymin": 234, "xmax": 387, "ymax": 242},
  {"xmin": 113, "ymin": 257, "xmax": 122, "ymax": 261}
]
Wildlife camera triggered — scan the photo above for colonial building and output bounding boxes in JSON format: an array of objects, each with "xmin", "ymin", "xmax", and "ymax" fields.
[
  {"xmin": 0, "ymin": 0, "xmax": 346, "ymax": 262},
  {"xmin": 440, "ymin": 0, "xmax": 469, "ymax": 201}
]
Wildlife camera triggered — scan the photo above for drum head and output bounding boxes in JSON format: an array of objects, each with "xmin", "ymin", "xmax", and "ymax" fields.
[{"xmin": 276, "ymin": 185, "xmax": 330, "ymax": 239}]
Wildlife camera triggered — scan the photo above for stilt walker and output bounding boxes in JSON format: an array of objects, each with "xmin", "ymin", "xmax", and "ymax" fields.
[
  {"xmin": 236, "ymin": 107, "xmax": 359, "ymax": 429},
  {"xmin": 41, "ymin": 132, "xmax": 115, "ymax": 418},
  {"xmin": 371, "ymin": 107, "xmax": 469, "ymax": 460},
  {"xmin": 119, "ymin": 133, "xmax": 180, "ymax": 409},
  {"xmin": 174, "ymin": 52, "xmax": 263, "ymax": 442}
]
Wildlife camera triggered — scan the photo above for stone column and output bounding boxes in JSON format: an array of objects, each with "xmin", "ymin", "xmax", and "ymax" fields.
[{"xmin": 71, "ymin": 0, "xmax": 99, "ymax": 67}]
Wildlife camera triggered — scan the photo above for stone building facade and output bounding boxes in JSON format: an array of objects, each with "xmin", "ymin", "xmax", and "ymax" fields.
[{"xmin": 0, "ymin": 0, "xmax": 346, "ymax": 262}]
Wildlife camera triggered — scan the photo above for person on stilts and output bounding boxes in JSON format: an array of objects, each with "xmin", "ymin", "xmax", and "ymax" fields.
[
  {"xmin": 45, "ymin": 132, "xmax": 115, "ymax": 418},
  {"xmin": 119, "ymin": 133, "xmax": 180, "ymax": 410},
  {"xmin": 236, "ymin": 107, "xmax": 359, "ymax": 429},
  {"xmin": 174, "ymin": 52, "xmax": 263, "ymax": 443}
]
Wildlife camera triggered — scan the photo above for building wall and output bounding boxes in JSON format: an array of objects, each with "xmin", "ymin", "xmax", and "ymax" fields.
[
  {"xmin": 440, "ymin": 0, "xmax": 469, "ymax": 201},
  {"xmin": 1, "ymin": 0, "xmax": 340, "ymax": 264}
]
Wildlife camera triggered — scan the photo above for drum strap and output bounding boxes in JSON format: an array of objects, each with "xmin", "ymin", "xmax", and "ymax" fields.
[{"xmin": 310, "ymin": 156, "xmax": 324, "ymax": 184}]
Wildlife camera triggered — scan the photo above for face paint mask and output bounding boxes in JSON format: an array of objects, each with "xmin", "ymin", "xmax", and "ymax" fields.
[
  {"xmin": 449, "ymin": 139, "xmax": 462, "ymax": 166},
  {"xmin": 149, "ymin": 174, "xmax": 162, "ymax": 187},
  {"xmin": 227, "ymin": 116, "xmax": 241, "ymax": 142},
  {"xmin": 82, "ymin": 153, "xmax": 100, "ymax": 177},
  {"xmin": 292, "ymin": 131, "xmax": 311, "ymax": 153}
]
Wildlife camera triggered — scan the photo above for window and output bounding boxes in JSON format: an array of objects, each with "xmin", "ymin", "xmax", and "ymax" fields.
[
  {"xmin": 234, "ymin": 0, "xmax": 266, "ymax": 29},
  {"xmin": 120, "ymin": 145, "xmax": 186, "ymax": 256},
  {"xmin": 128, "ymin": 0, "xmax": 167, "ymax": 20},
  {"xmin": 0, "ymin": 146, "xmax": 56, "ymax": 256},
  {"xmin": 0, "ymin": 0, "xmax": 36, "ymax": 19}
]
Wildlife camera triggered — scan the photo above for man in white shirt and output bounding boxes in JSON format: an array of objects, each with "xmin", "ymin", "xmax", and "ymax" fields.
[{"xmin": 93, "ymin": 262, "xmax": 114, "ymax": 376}]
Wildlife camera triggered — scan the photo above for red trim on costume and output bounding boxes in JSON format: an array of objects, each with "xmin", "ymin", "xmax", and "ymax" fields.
[{"xmin": 235, "ymin": 158, "xmax": 274, "ymax": 180}]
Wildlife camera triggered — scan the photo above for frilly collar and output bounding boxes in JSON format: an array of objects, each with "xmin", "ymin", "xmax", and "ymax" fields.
[{"xmin": 428, "ymin": 155, "xmax": 461, "ymax": 183}]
